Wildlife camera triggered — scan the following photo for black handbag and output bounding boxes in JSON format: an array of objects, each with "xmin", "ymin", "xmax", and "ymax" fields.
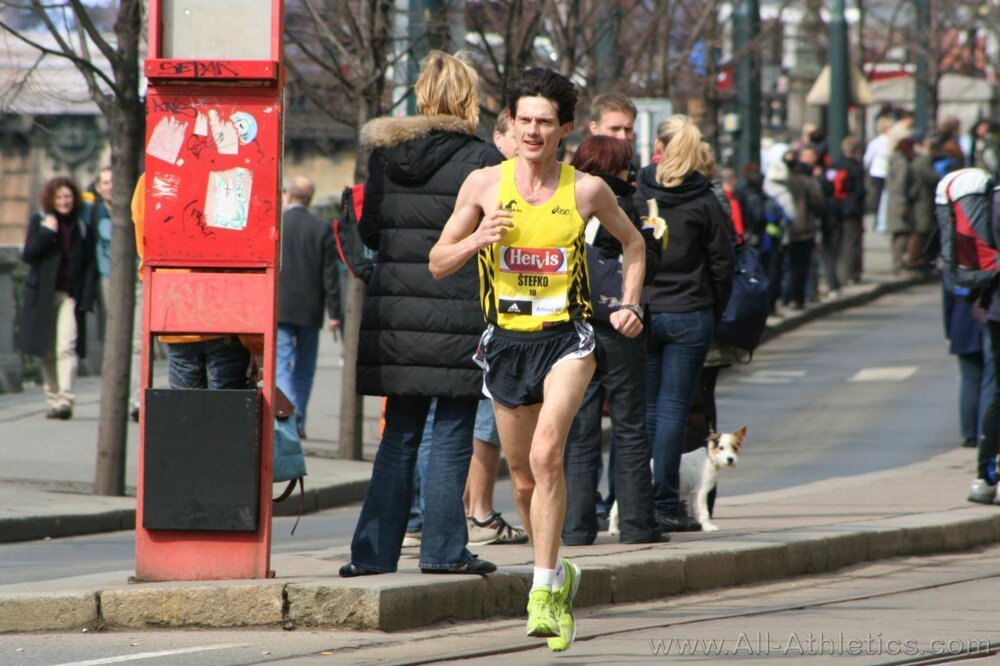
[
  {"xmin": 586, "ymin": 244, "xmax": 623, "ymax": 324},
  {"xmin": 715, "ymin": 244, "xmax": 770, "ymax": 352}
]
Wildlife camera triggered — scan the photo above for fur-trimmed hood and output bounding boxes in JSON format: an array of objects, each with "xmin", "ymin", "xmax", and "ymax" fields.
[
  {"xmin": 362, "ymin": 114, "xmax": 483, "ymax": 187},
  {"xmin": 361, "ymin": 114, "xmax": 474, "ymax": 149}
]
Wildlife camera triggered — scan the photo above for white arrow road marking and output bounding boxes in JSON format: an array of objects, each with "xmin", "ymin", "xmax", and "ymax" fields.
[
  {"xmin": 54, "ymin": 643, "xmax": 247, "ymax": 665},
  {"xmin": 739, "ymin": 370, "xmax": 808, "ymax": 384},
  {"xmin": 848, "ymin": 366, "xmax": 919, "ymax": 382}
]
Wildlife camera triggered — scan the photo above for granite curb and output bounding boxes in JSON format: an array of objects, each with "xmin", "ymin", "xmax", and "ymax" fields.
[
  {"xmin": 2, "ymin": 504, "xmax": 997, "ymax": 633},
  {"xmin": 0, "ymin": 274, "xmax": 928, "ymax": 545}
]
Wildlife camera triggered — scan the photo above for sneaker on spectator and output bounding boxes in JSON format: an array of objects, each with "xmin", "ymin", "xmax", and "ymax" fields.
[
  {"xmin": 467, "ymin": 512, "xmax": 528, "ymax": 546},
  {"xmin": 968, "ymin": 479, "xmax": 997, "ymax": 505},
  {"xmin": 402, "ymin": 530, "xmax": 421, "ymax": 547}
]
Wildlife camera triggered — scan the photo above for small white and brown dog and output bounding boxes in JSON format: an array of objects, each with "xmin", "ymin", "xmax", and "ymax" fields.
[
  {"xmin": 608, "ymin": 426, "xmax": 747, "ymax": 535},
  {"xmin": 678, "ymin": 426, "xmax": 746, "ymax": 532}
]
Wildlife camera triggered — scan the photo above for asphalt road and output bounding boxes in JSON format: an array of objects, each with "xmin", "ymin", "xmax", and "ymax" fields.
[{"xmin": 0, "ymin": 283, "xmax": 962, "ymax": 586}]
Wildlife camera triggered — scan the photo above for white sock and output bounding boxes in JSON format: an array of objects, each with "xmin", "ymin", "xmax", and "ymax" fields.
[
  {"xmin": 532, "ymin": 567, "xmax": 555, "ymax": 590},
  {"xmin": 553, "ymin": 558, "xmax": 566, "ymax": 591}
]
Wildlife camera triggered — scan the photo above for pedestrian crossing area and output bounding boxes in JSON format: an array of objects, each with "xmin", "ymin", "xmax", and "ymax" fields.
[{"xmin": 738, "ymin": 366, "xmax": 920, "ymax": 384}]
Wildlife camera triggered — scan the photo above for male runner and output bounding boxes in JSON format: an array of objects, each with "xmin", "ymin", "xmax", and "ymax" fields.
[{"xmin": 429, "ymin": 68, "xmax": 645, "ymax": 652}]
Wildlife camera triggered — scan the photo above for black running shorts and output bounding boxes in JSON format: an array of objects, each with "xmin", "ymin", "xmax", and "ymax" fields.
[{"xmin": 474, "ymin": 321, "xmax": 595, "ymax": 408}]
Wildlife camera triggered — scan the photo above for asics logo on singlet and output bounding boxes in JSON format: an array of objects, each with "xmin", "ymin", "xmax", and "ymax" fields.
[
  {"xmin": 501, "ymin": 247, "xmax": 567, "ymax": 273},
  {"xmin": 551, "ymin": 206, "xmax": 571, "ymax": 216}
]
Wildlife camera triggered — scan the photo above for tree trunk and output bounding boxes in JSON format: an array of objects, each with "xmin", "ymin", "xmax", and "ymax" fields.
[
  {"xmin": 338, "ymin": 102, "xmax": 378, "ymax": 461},
  {"xmin": 94, "ymin": 0, "xmax": 143, "ymax": 496}
]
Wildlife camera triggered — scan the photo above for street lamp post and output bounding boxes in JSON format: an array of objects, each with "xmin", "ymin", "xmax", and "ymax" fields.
[
  {"xmin": 913, "ymin": 0, "xmax": 930, "ymax": 133},
  {"xmin": 828, "ymin": 0, "xmax": 849, "ymax": 161},
  {"xmin": 733, "ymin": 0, "xmax": 760, "ymax": 171}
]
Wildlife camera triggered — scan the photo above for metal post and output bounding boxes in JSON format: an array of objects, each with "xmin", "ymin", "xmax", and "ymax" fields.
[
  {"xmin": 913, "ymin": 0, "xmax": 930, "ymax": 133},
  {"xmin": 827, "ymin": 0, "xmax": 849, "ymax": 161},
  {"xmin": 594, "ymin": 2, "xmax": 622, "ymax": 92},
  {"xmin": 733, "ymin": 0, "xmax": 761, "ymax": 170}
]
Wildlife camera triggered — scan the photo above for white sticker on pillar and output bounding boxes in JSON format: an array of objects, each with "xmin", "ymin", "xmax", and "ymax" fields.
[
  {"xmin": 147, "ymin": 117, "xmax": 188, "ymax": 164},
  {"xmin": 209, "ymin": 110, "xmax": 239, "ymax": 155},
  {"xmin": 194, "ymin": 112, "xmax": 209, "ymax": 136},
  {"xmin": 151, "ymin": 174, "xmax": 180, "ymax": 198},
  {"xmin": 204, "ymin": 168, "xmax": 253, "ymax": 230}
]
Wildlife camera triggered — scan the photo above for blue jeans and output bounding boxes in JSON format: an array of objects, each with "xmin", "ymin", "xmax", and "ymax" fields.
[
  {"xmin": 406, "ymin": 401, "xmax": 435, "ymax": 533},
  {"xmin": 645, "ymin": 308, "xmax": 715, "ymax": 514},
  {"xmin": 276, "ymin": 324, "xmax": 320, "ymax": 431},
  {"xmin": 167, "ymin": 337, "xmax": 249, "ymax": 389},
  {"xmin": 349, "ymin": 395, "xmax": 478, "ymax": 571},
  {"xmin": 958, "ymin": 352, "xmax": 987, "ymax": 443},
  {"xmin": 564, "ymin": 325, "xmax": 658, "ymax": 544}
]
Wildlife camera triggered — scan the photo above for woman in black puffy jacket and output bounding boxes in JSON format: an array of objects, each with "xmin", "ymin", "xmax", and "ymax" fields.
[{"xmin": 341, "ymin": 51, "xmax": 503, "ymax": 578}]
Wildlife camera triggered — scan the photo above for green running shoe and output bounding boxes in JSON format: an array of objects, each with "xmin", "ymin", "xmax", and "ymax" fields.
[
  {"xmin": 547, "ymin": 558, "xmax": 581, "ymax": 652},
  {"xmin": 525, "ymin": 586, "xmax": 559, "ymax": 637}
]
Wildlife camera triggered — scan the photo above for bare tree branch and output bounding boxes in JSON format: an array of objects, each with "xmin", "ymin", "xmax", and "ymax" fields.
[
  {"xmin": 0, "ymin": 15, "xmax": 118, "ymax": 94},
  {"xmin": 67, "ymin": 0, "xmax": 118, "ymax": 66}
]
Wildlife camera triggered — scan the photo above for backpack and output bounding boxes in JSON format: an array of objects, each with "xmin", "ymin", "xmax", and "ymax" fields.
[
  {"xmin": 334, "ymin": 184, "xmax": 375, "ymax": 284},
  {"xmin": 828, "ymin": 167, "xmax": 851, "ymax": 201},
  {"xmin": 936, "ymin": 168, "xmax": 1000, "ymax": 291},
  {"xmin": 714, "ymin": 244, "xmax": 770, "ymax": 354}
]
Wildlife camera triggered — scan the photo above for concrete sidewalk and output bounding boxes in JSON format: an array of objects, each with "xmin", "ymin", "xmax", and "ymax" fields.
[
  {"xmin": 0, "ymin": 229, "xmax": 913, "ymax": 544},
  {"xmin": 0, "ymin": 446, "xmax": 996, "ymax": 633}
]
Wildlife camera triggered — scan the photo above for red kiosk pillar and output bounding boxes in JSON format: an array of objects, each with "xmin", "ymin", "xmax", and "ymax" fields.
[{"xmin": 135, "ymin": 0, "xmax": 284, "ymax": 581}]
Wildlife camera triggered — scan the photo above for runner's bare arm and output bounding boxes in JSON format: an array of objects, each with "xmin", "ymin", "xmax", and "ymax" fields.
[
  {"xmin": 578, "ymin": 174, "xmax": 645, "ymax": 337},
  {"xmin": 430, "ymin": 170, "xmax": 512, "ymax": 279}
]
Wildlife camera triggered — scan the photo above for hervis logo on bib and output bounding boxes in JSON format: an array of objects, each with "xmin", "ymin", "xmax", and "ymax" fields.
[{"xmin": 500, "ymin": 246, "xmax": 568, "ymax": 274}]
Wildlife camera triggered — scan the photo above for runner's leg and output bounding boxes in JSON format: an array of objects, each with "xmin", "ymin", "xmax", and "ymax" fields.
[
  {"xmin": 529, "ymin": 354, "xmax": 596, "ymax": 568},
  {"xmin": 494, "ymin": 401, "xmax": 541, "ymax": 541}
]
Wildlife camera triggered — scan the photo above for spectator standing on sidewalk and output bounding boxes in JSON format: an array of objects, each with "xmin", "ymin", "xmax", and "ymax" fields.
[
  {"xmin": 970, "ymin": 267, "xmax": 1000, "ymax": 506},
  {"xmin": 277, "ymin": 176, "xmax": 341, "ymax": 439},
  {"xmin": 909, "ymin": 135, "xmax": 943, "ymax": 272},
  {"xmin": 828, "ymin": 136, "xmax": 867, "ymax": 287},
  {"xmin": 782, "ymin": 155, "xmax": 824, "ymax": 310},
  {"xmin": 339, "ymin": 51, "xmax": 502, "ymax": 578},
  {"xmin": 635, "ymin": 115, "xmax": 734, "ymax": 530},
  {"xmin": 578, "ymin": 92, "xmax": 640, "ymax": 527},
  {"xmin": 864, "ymin": 116, "xmax": 893, "ymax": 221},
  {"xmin": 131, "ymin": 175, "xmax": 251, "ymax": 391},
  {"xmin": 19, "ymin": 176, "xmax": 97, "ymax": 420},
  {"xmin": 885, "ymin": 138, "xmax": 916, "ymax": 274},
  {"xmin": 562, "ymin": 135, "xmax": 664, "ymax": 546},
  {"xmin": 943, "ymin": 284, "xmax": 993, "ymax": 449},
  {"xmin": 82, "ymin": 167, "xmax": 112, "ymax": 343}
]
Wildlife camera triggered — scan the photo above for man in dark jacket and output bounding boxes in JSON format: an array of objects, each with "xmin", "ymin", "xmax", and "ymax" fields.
[
  {"xmin": 340, "ymin": 51, "xmax": 503, "ymax": 580},
  {"xmin": 277, "ymin": 176, "xmax": 340, "ymax": 439},
  {"xmin": 828, "ymin": 136, "xmax": 867, "ymax": 286}
]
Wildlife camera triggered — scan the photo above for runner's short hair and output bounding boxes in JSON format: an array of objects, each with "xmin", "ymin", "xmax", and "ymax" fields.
[{"xmin": 506, "ymin": 68, "xmax": 578, "ymax": 126}]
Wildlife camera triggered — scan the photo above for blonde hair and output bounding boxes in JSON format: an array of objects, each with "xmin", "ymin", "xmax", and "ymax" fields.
[
  {"xmin": 655, "ymin": 114, "xmax": 703, "ymax": 187},
  {"xmin": 695, "ymin": 141, "xmax": 716, "ymax": 179},
  {"xmin": 415, "ymin": 50, "xmax": 480, "ymax": 131}
]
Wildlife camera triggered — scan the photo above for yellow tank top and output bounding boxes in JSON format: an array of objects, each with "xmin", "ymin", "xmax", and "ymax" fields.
[{"xmin": 478, "ymin": 159, "xmax": 591, "ymax": 332}]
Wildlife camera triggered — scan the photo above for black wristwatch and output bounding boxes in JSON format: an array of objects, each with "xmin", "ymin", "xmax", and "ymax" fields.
[{"xmin": 619, "ymin": 304, "xmax": 644, "ymax": 321}]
